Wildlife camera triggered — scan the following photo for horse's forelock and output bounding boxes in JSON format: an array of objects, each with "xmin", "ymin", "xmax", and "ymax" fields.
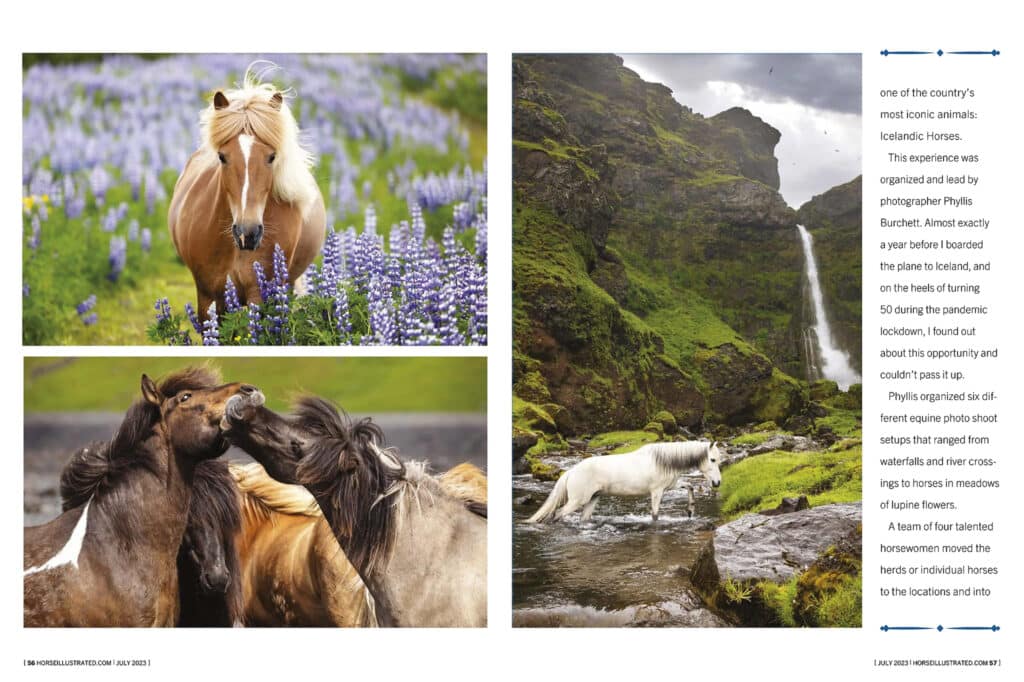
[
  {"xmin": 158, "ymin": 366, "xmax": 222, "ymax": 397},
  {"xmin": 189, "ymin": 460, "xmax": 241, "ymax": 536}
]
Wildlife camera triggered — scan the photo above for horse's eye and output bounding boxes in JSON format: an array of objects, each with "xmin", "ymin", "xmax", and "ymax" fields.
[
  {"xmin": 180, "ymin": 392, "xmax": 192, "ymax": 402},
  {"xmin": 268, "ymin": 152, "xmax": 276, "ymax": 164},
  {"xmin": 218, "ymin": 152, "xmax": 227, "ymax": 164}
]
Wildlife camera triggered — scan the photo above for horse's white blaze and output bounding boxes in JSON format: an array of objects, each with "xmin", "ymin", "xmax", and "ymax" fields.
[
  {"xmin": 24, "ymin": 499, "xmax": 91, "ymax": 576},
  {"xmin": 238, "ymin": 134, "xmax": 254, "ymax": 212}
]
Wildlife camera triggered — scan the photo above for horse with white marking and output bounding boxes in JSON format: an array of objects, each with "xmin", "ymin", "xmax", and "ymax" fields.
[
  {"xmin": 526, "ymin": 441, "xmax": 724, "ymax": 524},
  {"xmin": 169, "ymin": 65, "xmax": 325, "ymax": 321},
  {"xmin": 23, "ymin": 368, "xmax": 264, "ymax": 627}
]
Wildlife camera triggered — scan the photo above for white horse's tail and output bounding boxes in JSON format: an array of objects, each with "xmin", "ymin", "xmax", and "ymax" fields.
[{"xmin": 526, "ymin": 472, "xmax": 569, "ymax": 523}]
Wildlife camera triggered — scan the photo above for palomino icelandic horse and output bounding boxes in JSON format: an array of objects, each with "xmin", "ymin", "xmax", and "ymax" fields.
[
  {"xmin": 24, "ymin": 369, "xmax": 264, "ymax": 626},
  {"xmin": 224, "ymin": 398, "xmax": 488, "ymax": 627},
  {"xmin": 169, "ymin": 67, "xmax": 326, "ymax": 320},
  {"xmin": 527, "ymin": 441, "xmax": 724, "ymax": 524}
]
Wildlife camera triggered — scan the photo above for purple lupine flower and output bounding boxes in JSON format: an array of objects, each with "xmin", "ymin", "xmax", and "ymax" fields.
[
  {"xmin": 82, "ymin": 313, "xmax": 98, "ymax": 326},
  {"xmin": 28, "ymin": 215, "xmax": 41, "ymax": 250},
  {"xmin": 128, "ymin": 219, "xmax": 140, "ymax": 242},
  {"xmin": 436, "ymin": 282, "xmax": 465, "ymax": 345},
  {"xmin": 363, "ymin": 274, "xmax": 396, "ymax": 345},
  {"xmin": 154, "ymin": 297, "xmax": 172, "ymax": 323},
  {"xmin": 141, "ymin": 228, "xmax": 152, "ymax": 252},
  {"xmin": 202, "ymin": 302, "xmax": 220, "ymax": 346},
  {"xmin": 37, "ymin": 201, "xmax": 49, "ymax": 222},
  {"xmin": 76, "ymin": 294, "xmax": 97, "ymax": 316},
  {"xmin": 224, "ymin": 275, "xmax": 241, "ymax": 313},
  {"xmin": 107, "ymin": 236, "xmax": 126, "ymax": 281},
  {"xmin": 23, "ymin": 282, "xmax": 30, "ymax": 297},
  {"xmin": 102, "ymin": 207, "xmax": 118, "ymax": 233},
  {"xmin": 89, "ymin": 166, "xmax": 111, "ymax": 205},
  {"xmin": 334, "ymin": 287, "xmax": 351, "ymax": 337},
  {"xmin": 184, "ymin": 302, "xmax": 202, "ymax": 335},
  {"xmin": 246, "ymin": 303, "xmax": 262, "ymax": 345},
  {"xmin": 253, "ymin": 261, "xmax": 271, "ymax": 302}
]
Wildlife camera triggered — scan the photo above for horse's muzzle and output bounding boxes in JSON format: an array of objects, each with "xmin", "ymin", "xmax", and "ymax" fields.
[
  {"xmin": 233, "ymin": 223, "xmax": 264, "ymax": 251},
  {"xmin": 221, "ymin": 389, "xmax": 266, "ymax": 429}
]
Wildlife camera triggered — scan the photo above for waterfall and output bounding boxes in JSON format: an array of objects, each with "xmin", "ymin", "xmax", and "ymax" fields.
[{"xmin": 797, "ymin": 224, "xmax": 860, "ymax": 390}]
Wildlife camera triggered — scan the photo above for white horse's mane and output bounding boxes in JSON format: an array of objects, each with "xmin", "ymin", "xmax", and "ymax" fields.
[{"xmin": 642, "ymin": 441, "xmax": 711, "ymax": 477}]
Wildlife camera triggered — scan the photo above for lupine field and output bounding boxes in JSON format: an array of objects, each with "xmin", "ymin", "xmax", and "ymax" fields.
[{"xmin": 22, "ymin": 54, "xmax": 487, "ymax": 345}]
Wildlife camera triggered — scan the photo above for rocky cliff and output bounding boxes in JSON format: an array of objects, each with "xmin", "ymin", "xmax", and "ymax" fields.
[{"xmin": 513, "ymin": 54, "xmax": 858, "ymax": 435}]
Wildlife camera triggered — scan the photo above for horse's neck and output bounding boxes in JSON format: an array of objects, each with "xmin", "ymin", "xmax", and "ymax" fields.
[
  {"xmin": 95, "ymin": 438, "xmax": 194, "ymax": 558},
  {"xmin": 363, "ymin": 487, "xmax": 484, "ymax": 627}
]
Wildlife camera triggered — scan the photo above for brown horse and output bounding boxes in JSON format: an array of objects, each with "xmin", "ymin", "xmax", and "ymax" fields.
[
  {"xmin": 23, "ymin": 368, "xmax": 264, "ymax": 627},
  {"xmin": 169, "ymin": 68, "xmax": 326, "ymax": 320},
  {"xmin": 225, "ymin": 398, "xmax": 488, "ymax": 627}
]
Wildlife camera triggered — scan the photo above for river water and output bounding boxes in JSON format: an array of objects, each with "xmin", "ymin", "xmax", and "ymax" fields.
[{"xmin": 513, "ymin": 453, "xmax": 728, "ymax": 627}]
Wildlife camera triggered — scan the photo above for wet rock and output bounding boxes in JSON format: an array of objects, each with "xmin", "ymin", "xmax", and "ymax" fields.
[
  {"xmin": 567, "ymin": 439, "xmax": 588, "ymax": 451},
  {"xmin": 514, "ymin": 495, "xmax": 534, "ymax": 506},
  {"xmin": 512, "ymin": 428, "xmax": 539, "ymax": 460},
  {"xmin": 692, "ymin": 502, "xmax": 862, "ymax": 590}
]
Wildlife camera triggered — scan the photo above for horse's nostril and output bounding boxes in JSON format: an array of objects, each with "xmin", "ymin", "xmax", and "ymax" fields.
[{"xmin": 240, "ymin": 384, "xmax": 257, "ymax": 395}]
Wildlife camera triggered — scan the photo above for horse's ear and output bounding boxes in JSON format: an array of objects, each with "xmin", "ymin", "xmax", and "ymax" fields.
[
  {"xmin": 213, "ymin": 91, "xmax": 230, "ymax": 110},
  {"xmin": 140, "ymin": 374, "xmax": 162, "ymax": 406},
  {"xmin": 711, "ymin": 440, "xmax": 719, "ymax": 449},
  {"xmin": 269, "ymin": 92, "xmax": 283, "ymax": 110}
]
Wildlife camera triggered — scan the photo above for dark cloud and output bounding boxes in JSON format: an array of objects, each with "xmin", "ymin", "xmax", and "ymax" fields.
[{"xmin": 620, "ymin": 53, "xmax": 861, "ymax": 115}]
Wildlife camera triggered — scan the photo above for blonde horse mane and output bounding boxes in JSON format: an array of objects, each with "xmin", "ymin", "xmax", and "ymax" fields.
[
  {"xmin": 198, "ymin": 64, "xmax": 317, "ymax": 214},
  {"xmin": 437, "ymin": 462, "xmax": 487, "ymax": 507},
  {"xmin": 230, "ymin": 462, "xmax": 320, "ymax": 519}
]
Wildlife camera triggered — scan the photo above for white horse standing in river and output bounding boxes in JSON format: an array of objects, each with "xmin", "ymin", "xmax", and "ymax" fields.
[{"xmin": 526, "ymin": 441, "xmax": 724, "ymax": 524}]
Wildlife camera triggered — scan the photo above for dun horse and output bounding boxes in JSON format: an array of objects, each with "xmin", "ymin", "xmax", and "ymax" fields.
[
  {"xmin": 225, "ymin": 398, "xmax": 488, "ymax": 627},
  {"xmin": 169, "ymin": 66, "xmax": 326, "ymax": 320},
  {"xmin": 527, "ymin": 441, "xmax": 724, "ymax": 524},
  {"xmin": 24, "ymin": 369, "xmax": 264, "ymax": 626}
]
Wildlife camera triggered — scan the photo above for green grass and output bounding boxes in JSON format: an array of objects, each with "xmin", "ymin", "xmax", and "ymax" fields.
[
  {"xmin": 719, "ymin": 443, "xmax": 862, "ymax": 519},
  {"xmin": 24, "ymin": 357, "xmax": 486, "ymax": 413},
  {"xmin": 730, "ymin": 431, "xmax": 782, "ymax": 447}
]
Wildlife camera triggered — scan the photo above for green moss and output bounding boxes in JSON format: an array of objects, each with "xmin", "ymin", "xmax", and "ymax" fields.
[
  {"xmin": 523, "ymin": 451, "xmax": 561, "ymax": 481},
  {"xmin": 815, "ymin": 407, "xmax": 862, "ymax": 439},
  {"xmin": 718, "ymin": 444, "xmax": 862, "ymax": 520},
  {"xmin": 512, "ymin": 138, "xmax": 599, "ymax": 181},
  {"xmin": 512, "ymin": 396, "xmax": 558, "ymax": 434},
  {"xmin": 730, "ymin": 431, "xmax": 776, "ymax": 447},
  {"xmin": 588, "ymin": 430, "xmax": 658, "ymax": 451}
]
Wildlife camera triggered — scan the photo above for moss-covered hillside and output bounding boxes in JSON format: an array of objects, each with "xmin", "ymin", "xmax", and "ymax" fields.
[{"xmin": 513, "ymin": 54, "xmax": 860, "ymax": 436}]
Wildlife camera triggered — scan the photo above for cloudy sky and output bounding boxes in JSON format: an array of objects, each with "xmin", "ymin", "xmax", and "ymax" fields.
[{"xmin": 620, "ymin": 54, "xmax": 861, "ymax": 208}]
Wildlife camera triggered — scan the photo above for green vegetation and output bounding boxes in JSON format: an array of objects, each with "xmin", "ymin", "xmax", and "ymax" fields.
[
  {"xmin": 718, "ymin": 441, "xmax": 862, "ymax": 519},
  {"xmin": 24, "ymin": 357, "xmax": 486, "ymax": 413}
]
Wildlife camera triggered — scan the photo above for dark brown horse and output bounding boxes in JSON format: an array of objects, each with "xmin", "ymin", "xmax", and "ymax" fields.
[
  {"xmin": 24, "ymin": 369, "xmax": 264, "ymax": 627},
  {"xmin": 224, "ymin": 398, "xmax": 487, "ymax": 627},
  {"xmin": 175, "ymin": 459, "xmax": 244, "ymax": 627},
  {"xmin": 168, "ymin": 68, "xmax": 326, "ymax": 320}
]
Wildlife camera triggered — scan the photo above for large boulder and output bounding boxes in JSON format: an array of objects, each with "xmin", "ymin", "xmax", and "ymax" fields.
[
  {"xmin": 690, "ymin": 503, "xmax": 862, "ymax": 625},
  {"xmin": 692, "ymin": 502, "xmax": 862, "ymax": 587}
]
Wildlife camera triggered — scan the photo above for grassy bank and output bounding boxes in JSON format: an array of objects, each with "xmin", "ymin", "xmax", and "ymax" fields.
[{"xmin": 24, "ymin": 357, "xmax": 486, "ymax": 413}]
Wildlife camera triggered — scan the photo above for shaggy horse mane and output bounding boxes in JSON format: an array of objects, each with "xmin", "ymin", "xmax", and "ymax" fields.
[
  {"xmin": 292, "ymin": 397, "xmax": 398, "ymax": 577},
  {"xmin": 197, "ymin": 63, "xmax": 317, "ymax": 212},
  {"xmin": 59, "ymin": 366, "xmax": 222, "ymax": 510}
]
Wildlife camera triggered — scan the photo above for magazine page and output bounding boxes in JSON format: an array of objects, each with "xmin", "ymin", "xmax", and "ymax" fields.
[{"xmin": 3, "ymin": 1, "xmax": 1019, "ymax": 680}]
